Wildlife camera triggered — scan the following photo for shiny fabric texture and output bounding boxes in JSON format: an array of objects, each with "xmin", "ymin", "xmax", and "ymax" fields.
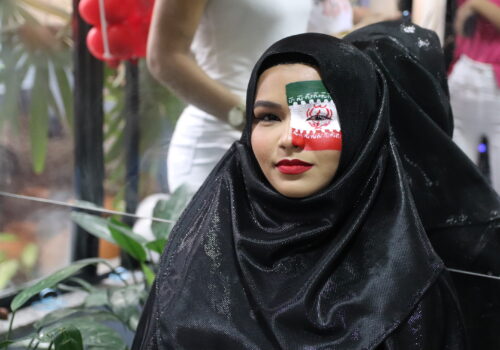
[
  {"xmin": 345, "ymin": 21, "xmax": 500, "ymax": 349},
  {"xmin": 132, "ymin": 34, "xmax": 466, "ymax": 349}
]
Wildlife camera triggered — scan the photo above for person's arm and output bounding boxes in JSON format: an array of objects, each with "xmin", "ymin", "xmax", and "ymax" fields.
[
  {"xmin": 146, "ymin": 0, "xmax": 244, "ymax": 126},
  {"xmin": 348, "ymin": 7, "xmax": 401, "ymax": 34},
  {"xmin": 470, "ymin": 0, "xmax": 500, "ymax": 29},
  {"xmin": 352, "ymin": 6, "xmax": 372, "ymax": 25},
  {"xmin": 411, "ymin": 0, "xmax": 447, "ymax": 45},
  {"xmin": 455, "ymin": 0, "xmax": 500, "ymax": 35}
]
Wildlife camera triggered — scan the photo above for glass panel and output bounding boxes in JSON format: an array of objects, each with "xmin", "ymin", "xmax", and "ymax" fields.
[
  {"xmin": 0, "ymin": 0, "xmax": 185, "ymax": 296},
  {"xmin": 0, "ymin": 199, "xmax": 73, "ymax": 296}
]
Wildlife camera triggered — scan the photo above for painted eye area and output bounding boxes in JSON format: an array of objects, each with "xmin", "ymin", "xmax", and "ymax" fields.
[{"xmin": 306, "ymin": 104, "xmax": 333, "ymax": 128}]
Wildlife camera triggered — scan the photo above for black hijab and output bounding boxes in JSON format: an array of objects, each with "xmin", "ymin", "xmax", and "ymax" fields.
[
  {"xmin": 345, "ymin": 20, "xmax": 500, "ymax": 349},
  {"xmin": 132, "ymin": 33, "xmax": 465, "ymax": 349}
]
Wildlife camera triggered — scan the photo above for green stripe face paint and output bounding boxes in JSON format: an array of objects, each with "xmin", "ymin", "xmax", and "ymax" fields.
[{"xmin": 286, "ymin": 80, "xmax": 342, "ymax": 151}]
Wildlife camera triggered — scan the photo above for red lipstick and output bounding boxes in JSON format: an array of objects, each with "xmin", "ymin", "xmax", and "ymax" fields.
[{"xmin": 276, "ymin": 159, "xmax": 313, "ymax": 175}]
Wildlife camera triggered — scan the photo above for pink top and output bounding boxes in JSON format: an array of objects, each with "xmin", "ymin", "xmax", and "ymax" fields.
[{"xmin": 454, "ymin": 0, "xmax": 500, "ymax": 86}]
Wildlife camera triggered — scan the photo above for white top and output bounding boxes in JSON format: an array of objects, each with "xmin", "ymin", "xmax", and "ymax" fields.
[
  {"xmin": 307, "ymin": 0, "xmax": 353, "ymax": 35},
  {"xmin": 192, "ymin": 0, "xmax": 311, "ymax": 97}
]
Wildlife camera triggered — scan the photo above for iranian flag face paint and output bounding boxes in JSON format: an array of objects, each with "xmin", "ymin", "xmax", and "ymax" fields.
[{"xmin": 286, "ymin": 80, "xmax": 342, "ymax": 151}]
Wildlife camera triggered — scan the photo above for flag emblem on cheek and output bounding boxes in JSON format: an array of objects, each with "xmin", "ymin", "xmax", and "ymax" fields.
[
  {"xmin": 306, "ymin": 104, "xmax": 333, "ymax": 129},
  {"xmin": 286, "ymin": 80, "xmax": 342, "ymax": 151}
]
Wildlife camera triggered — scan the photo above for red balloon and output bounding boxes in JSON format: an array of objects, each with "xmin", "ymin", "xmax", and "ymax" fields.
[
  {"xmin": 106, "ymin": 58, "xmax": 121, "ymax": 68},
  {"xmin": 86, "ymin": 24, "xmax": 134, "ymax": 61},
  {"xmin": 135, "ymin": 21, "xmax": 151, "ymax": 57},
  {"xmin": 86, "ymin": 26, "xmax": 104, "ymax": 60},
  {"xmin": 79, "ymin": 0, "xmax": 134, "ymax": 26},
  {"xmin": 135, "ymin": 0, "xmax": 154, "ymax": 17},
  {"xmin": 107, "ymin": 23, "xmax": 134, "ymax": 58}
]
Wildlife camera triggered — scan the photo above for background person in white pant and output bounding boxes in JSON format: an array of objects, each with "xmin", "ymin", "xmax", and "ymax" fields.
[{"xmin": 450, "ymin": 0, "xmax": 500, "ymax": 191}]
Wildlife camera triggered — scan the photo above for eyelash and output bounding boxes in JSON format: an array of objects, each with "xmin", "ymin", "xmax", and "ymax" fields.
[
  {"xmin": 253, "ymin": 113, "xmax": 281, "ymax": 123},
  {"xmin": 306, "ymin": 114, "xmax": 330, "ymax": 121}
]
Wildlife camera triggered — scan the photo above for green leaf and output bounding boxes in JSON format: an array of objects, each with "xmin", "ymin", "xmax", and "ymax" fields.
[
  {"xmin": 108, "ymin": 217, "xmax": 147, "ymax": 244},
  {"xmin": 53, "ymin": 66, "xmax": 73, "ymax": 129},
  {"xmin": 145, "ymin": 239, "xmax": 167, "ymax": 255},
  {"xmin": 109, "ymin": 222, "xmax": 147, "ymax": 263},
  {"xmin": 0, "ymin": 233, "xmax": 18, "ymax": 242},
  {"xmin": 0, "ymin": 340, "xmax": 13, "ymax": 349},
  {"xmin": 47, "ymin": 83, "xmax": 64, "ymax": 128},
  {"xmin": 34, "ymin": 308, "xmax": 81, "ymax": 331},
  {"xmin": 67, "ymin": 277, "xmax": 96, "ymax": 293},
  {"xmin": 0, "ymin": 260, "xmax": 19, "ymax": 290},
  {"xmin": 0, "ymin": 332, "xmax": 40, "ymax": 349},
  {"xmin": 20, "ymin": 243, "xmax": 38, "ymax": 270},
  {"xmin": 70, "ymin": 212, "xmax": 116, "ymax": 244},
  {"xmin": 108, "ymin": 284, "xmax": 143, "ymax": 327},
  {"xmin": 104, "ymin": 110, "xmax": 124, "ymax": 139},
  {"xmin": 74, "ymin": 200, "xmax": 100, "ymax": 210},
  {"xmin": 84, "ymin": 288, "xmax": 108, "ymax": 308},
  {"xmin": 152, "ymin": 184, "xmax": 193, "ymax": 240},
  {"xmin": 141, "ymin": 263, "xmax": 155, "ymax": 287},
  {"xmin": 29, "ymin": 60, "xmax": 50, "ymax": 174},
  {"xmin": 39, "ymin": 316, "xmax": 127, "ymax": 349},
  {"xmin": 104, "ymin": 129, "xmax": 125, "ymax": 163},
  {"xmin": 11, "ymin": 258, "xmax": 106, "ymax": 311},
  {"xmin": 34, "ymin": 308, "xmax": 114, "ymax": 331},
  {"xmin": 0, "ymin": 52, "xmax": 21, "ymax": 133},
  {"xmin": 52, "ymin": 326, "xmax": 83, "ymax": 350},
  {"xmin": 17, "ymin": 0, "xmax": 70, "ymax": 21}
]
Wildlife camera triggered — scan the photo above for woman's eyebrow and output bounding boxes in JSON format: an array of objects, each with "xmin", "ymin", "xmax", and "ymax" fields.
[{"xmin": 253, "ymin": 100, "xmax": 283, "ymax": 109}]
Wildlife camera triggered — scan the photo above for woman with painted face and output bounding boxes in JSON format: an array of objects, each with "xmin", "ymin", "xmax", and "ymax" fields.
[{"xmin": 132, "ymin": 34, "xmax": 467, "ymax": 349}]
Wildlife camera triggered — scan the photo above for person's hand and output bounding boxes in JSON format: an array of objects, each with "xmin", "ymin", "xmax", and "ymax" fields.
[{"xmin": 455, "ymin": 0, "xmax": 478, "ymax": 36}]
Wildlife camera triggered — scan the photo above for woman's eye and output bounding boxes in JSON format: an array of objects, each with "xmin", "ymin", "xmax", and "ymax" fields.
[
  {"xmin": 254, "ymin": 113, "xmax": 281, "ymax": 122},
  {"xmin": 306, "ymin": 114, "xmax": 330, "ymax": 121}
]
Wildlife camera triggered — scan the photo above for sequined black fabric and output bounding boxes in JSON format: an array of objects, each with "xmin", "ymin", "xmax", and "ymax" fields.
[
  {"xmin": 132, "ymin": 34, "xmax": 467, "ymax": 349},
  {"xmin": 346, "ymin": 21, "xmax": 500, "ymax": 349}
]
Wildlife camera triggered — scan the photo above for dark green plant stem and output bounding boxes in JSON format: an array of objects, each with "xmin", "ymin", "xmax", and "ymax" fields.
[
  {"xmin": 4, "ymin": 311, "xmax": 15, "ymax": 349},
  {"xmin": 27, "ymin": 335, "xmax": 36, "ymax": 349}
]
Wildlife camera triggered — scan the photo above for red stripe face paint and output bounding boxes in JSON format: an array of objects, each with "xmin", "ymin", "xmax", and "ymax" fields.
[{"xmin": 286, "ymin": 80, "xmax": 342, "ymax": 151}]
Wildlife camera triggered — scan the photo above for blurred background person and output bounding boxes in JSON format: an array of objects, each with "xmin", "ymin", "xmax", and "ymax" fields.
[
  {"xmin": 449, "ymin": 0, "xmax": 500, "ymax": 192},
  {"xmin": 351, "ymin": 0, "xmax": 401, "ymax": 31},
  {"xmin": 409, "ymin": 0, "xmax": 449, "ymax": 44},
  {"xmin": 398, "ymin": 0, "xmax": 458, "ymax": 68}
]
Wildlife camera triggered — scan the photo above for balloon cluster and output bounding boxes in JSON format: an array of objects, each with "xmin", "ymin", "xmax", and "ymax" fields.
[{"xmin": 78, "ymin": 0, "xmax": 154, "ymax": 67}]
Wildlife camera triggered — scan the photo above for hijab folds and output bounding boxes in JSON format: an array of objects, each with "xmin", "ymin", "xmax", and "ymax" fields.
[
  {"xmin": 133, "ymin": 33, "xmax": 466, "ymax": 349},
  {"xmin": 345, "ymin": 21, "xmax": 500, "ymax": 349}
]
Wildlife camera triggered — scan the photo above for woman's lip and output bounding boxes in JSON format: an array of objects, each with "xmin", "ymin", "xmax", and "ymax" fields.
[
  {"xmin": 276, "ymin": 159, "xmax": 313, "ymax": 166},
  {"xmin": 276, "ymin": 159, "xmax": 313, "ymax": 175}
]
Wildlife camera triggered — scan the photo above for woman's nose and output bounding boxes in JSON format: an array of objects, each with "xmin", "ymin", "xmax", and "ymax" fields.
[
  {"xmin": 278, "ymin": 118, "xmax": 293, "ymax": 148},
  {"xmin": 278, "ymin": 118, "xmax": 303, "ymax": 150}
]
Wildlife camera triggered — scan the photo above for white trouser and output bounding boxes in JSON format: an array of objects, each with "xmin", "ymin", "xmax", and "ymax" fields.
[
  {"xmin": 450, "ymin": 55, "xmax": 500, "ymax": 193},
  {"xmin": 167, "ymin": 105, "xmax": 241, "ymax": 192}
]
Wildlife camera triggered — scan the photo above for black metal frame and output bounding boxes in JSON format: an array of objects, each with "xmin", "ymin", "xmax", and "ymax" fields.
[{"xmin": 71, "ymin": 0, "xmax": 104, "ymax": 277}]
